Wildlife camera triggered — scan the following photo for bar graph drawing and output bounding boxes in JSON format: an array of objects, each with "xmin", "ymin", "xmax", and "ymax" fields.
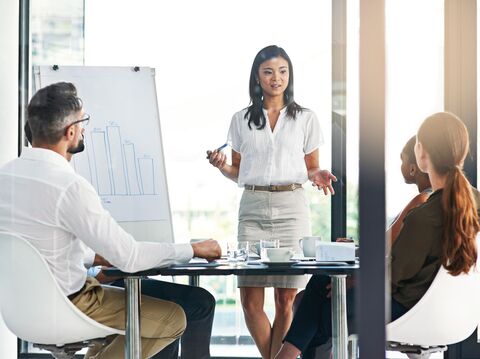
[
  {"xmin": 73, "ymin": 124, "xmax": 157, "ymax": 197},
  {"xmin": 36, "ymin": 65, "xmax": 175, "ymax": 243},
  {"xmin": 124, "ymin": 143, "xmax": 141, "ymax": 195}
]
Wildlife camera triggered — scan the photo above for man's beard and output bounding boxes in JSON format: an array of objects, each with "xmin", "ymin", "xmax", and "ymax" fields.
[{"xmin": 67, "ymin": 134, "xmax": 85, "ymax": 154}]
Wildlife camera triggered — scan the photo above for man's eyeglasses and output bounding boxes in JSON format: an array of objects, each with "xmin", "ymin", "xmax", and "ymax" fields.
[
  {"xmin": 71, "ymin": 114, "xmax": 90, "ymax": 128},
  {"xmin": 64, "ymin": 114, "xmax": 90, "ymax": 133}
]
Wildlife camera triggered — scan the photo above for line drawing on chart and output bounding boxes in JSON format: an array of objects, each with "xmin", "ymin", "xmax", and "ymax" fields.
[
  {"xmin": 72, "ymin": 123, "xmax": 157, "ymax": 197},
  {"xmin": 138, "ymin": 157, "xmax": 156, "ymax": 195}
]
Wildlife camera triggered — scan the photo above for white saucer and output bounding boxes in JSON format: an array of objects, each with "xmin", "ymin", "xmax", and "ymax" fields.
[{"xmin": 292, "ymin": 256, "xmax": 316, "ymax": 261}]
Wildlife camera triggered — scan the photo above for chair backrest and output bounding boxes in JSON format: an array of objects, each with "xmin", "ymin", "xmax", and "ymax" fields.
[
  {"xmin": 0, "ymin": 232, "xmax": 123, "ymax": 345},
  {"xmin": 387, "ymin": 236, "xmax": 480, "ymax": 346}
]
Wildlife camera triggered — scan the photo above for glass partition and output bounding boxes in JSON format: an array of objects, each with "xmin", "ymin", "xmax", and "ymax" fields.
[
  {"xmin": 385, "ymin": 0, "xmax": 444, "ymax": 225},
  {"xmin": 23, "ymin": 1, "xmax": 85, "ymax": 355},
  {"xmin": 84, "ymin": 0, "xmax": 333, "ymax": 243},
  {"xmin": 346, "ymin": 0, "xmax": 360, "ymax": 241},
  {"xmin": 24, "ymin": 0, "xmax": 337, "ymax": 356},
  {"xmin": 31, "ymin": 0, "xmax": 84, "ymax": 65},
  {"xmin": 25, "ymin": 0, "xmax": 446, "ymax": 357}
]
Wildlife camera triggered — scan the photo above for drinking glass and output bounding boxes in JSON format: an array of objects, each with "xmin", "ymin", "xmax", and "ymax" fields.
[
  {"xmin": 260, "ymin": 239, "xmax": 280, "ymax": 260},
  {"xmin": 227, "ymin": 241, "xmax": 249, "ymax": 263}
]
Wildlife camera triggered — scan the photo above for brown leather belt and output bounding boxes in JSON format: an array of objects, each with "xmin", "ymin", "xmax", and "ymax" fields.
[{"xmin": 244, "ymin": 183, "xmax": 302, "ymax": 192}]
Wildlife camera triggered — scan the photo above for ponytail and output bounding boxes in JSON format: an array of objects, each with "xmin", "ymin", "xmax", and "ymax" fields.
[
  {"xmin": 418, "ymin": 112, "xmax": 480, "ymax": 275},
  {"xmin": 442, "ymin": 167, "xmax": 479, "ymax": 275}
]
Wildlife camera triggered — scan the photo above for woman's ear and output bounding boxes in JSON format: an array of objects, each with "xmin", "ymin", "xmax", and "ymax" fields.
[
  {"xmin": 409, "ymin": 164, "xmax": 416, "ymax": 176},
  {"xmin": 415, "ymin": 141, "xmax": 429, "ymax": 173}
]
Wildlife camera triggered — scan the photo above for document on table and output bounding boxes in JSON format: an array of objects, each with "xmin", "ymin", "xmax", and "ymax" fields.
[{"xmin": 172, "ymin": 258, "xmax": 227, "ymax": 268}]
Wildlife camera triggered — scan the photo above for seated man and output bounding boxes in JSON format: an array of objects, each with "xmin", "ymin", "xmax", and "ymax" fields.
[
  {"xmin": 91, "ymin": 268, "xmax": 216, "ymax": 359},
  {"xmin": 0, "ymin": 82, "xmax": 221, "ymax": 359},
  {"xmin": 25, "ymin": 103, "xmax": 216, "ymax": 359}
]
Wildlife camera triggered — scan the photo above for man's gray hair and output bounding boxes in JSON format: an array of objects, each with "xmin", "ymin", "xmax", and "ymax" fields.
[{"xmin": 27, "ymin": 82, "xmax": 83, "ymax": 144}]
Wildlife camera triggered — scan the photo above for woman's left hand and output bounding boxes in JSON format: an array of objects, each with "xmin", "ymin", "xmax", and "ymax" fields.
[
  {"xmin": 311, "ymin": 170, "xmax": 337, "ymax": 195},
  {"xmin": 326, "ymin": 276, "xmax": 355, "ymax": 298}
]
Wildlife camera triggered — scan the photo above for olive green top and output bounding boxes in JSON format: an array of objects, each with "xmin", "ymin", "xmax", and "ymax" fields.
[{"xmin": 391, "ymin": 188, "xmax": 480, "ymax": 309}]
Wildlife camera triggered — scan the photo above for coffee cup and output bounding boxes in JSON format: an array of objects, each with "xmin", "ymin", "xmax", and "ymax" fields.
[
  {"xmin": 299, "ymin": 236, "xmax": 322, "ymax": 257},
  {"xmin": 266, "ymin": 248, "xmax": 294, "ymax": 262},
  {"xmin": 260, "ymin": 239, "xmax": 280, "ymax": 260}
]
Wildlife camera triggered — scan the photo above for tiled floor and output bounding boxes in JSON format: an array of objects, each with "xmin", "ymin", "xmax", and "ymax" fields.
[
  {"xmin": 211, "ymin": 344, "xmax": 444, "ymax": 358},
  {"xmin": 28, "ymin": 342, "xmax": 445, "ymax": 358}
]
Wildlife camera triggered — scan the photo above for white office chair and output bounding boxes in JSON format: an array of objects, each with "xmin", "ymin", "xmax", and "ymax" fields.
[
  {"xmin": 0, "ymin": 232, "xmax": 124, "ymax": 358},
  {"xmin": 387, "ymin": 240, "xmax": 480, "ymax": 359}
]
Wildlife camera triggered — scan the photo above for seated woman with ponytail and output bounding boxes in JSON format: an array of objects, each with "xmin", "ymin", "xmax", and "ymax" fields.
[
  {"xmin": 275, "ymin": 112, "xmax": 480, "ymax": 359},
  {"xmin": 391, "ymin": 111, "xmax": 480, "ymax": 314}
]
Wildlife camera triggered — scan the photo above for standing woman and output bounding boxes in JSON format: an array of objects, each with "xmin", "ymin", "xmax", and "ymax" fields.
[{"xmin": 207, "ymin": 45, "xmax": 336, "ymax": 359}]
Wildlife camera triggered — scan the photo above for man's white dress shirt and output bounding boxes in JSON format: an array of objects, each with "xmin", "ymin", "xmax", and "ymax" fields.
[
  {"xmin": 0, "ymin": 147, "xmax": 193, "ymax": 296},
  {"xmin": 227, "ymin": 107, "xmax": 324, "ymax": 187}
]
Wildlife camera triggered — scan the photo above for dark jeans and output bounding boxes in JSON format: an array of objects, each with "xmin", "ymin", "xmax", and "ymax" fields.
[
  {"xmin": 110, "ymin": 278, "xmax": 215, "ymax": 359},
  {"xmin": 284, "ymin": 275, "xmax": 408, "ymax": 359}
]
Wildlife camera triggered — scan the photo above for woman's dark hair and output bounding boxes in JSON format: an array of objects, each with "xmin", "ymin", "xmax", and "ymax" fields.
[
  {"xmin": 245, "ymin": 45, "xmax": 303, "ymax": 130},
  {"xmin": 417, "ymin": 112, "xmax": 480, "ymax": 275},
  {"xmin": 27, "ymin": 82, "xmax": 83, "ymax": 144},
  {"xmin": 402, "ymin": 136, "xmax": 418, "ymax": 165}
]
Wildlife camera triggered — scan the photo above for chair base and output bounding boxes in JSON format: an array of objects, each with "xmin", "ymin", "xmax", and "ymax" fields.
[
  {"xmin": 387, "ymin": 341, "xmax": 447, "ymax": 359},
  {"xmin": 34, "ymin": 338, "xmax": 109, "ymax": 359}
]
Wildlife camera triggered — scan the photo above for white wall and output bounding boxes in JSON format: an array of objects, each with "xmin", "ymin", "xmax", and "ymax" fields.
[{"xmin": 0, "ymin": 0, "xmax": 19, "ymax": 357}]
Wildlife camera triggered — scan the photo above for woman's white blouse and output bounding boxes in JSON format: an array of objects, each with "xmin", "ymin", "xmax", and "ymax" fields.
[{"xmin": 228, "ymin": 107, "xmax": 324, "ymax": 187}]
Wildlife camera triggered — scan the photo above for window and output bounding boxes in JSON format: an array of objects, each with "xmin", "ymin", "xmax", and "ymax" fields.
[
  {"xmin": 385, "ymin": 0, "xmax": 444, "ymax": 224},
  {"xmin": 24, "ymin": 1, "xmax": 85, "ymax": 355},
  {"xmin": 31, "ymin": 0, "xmax": 84, "ymax": 66},
  {"xmin": 346, "ymin": 0, "xmax": 360, "ymax": 241},
  {"xmin": 84, "ymin": 0, "xmax": 332, "ymax": 355}
]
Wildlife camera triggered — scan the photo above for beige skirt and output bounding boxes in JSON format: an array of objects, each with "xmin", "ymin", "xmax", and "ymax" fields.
[{"xmin": 237, "ymin": 188, "xmax": 311, "ymax": 288}]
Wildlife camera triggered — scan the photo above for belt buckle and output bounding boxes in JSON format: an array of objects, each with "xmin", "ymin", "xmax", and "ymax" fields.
[{"xmin": 290, "ymin": 184, "xmax": 295, "ymax": 191}]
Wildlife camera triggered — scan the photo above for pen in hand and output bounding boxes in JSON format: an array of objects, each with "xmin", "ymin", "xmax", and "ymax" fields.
[{"xmin": 206, "ymin": 143, "xmax": 228, "ymax": 159}]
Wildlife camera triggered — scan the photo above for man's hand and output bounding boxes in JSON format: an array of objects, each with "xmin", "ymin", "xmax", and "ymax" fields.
[
  {"xmin": 191, "ymin": 239, "xmax": 222, "ymax": 262},
  {"xmin": 95, "ymin": 268, "xmax": 122, "ymax": 284},
  {"xmin": 93, "ymin": 254, "xmax": 112, "ymax": 267}
]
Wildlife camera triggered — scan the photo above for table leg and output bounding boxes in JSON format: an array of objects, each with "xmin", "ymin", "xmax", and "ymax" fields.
[
  {"xmin": 125, "ymin": 277, "xmax": 142, "ymax": 359},
  {"xmin": 331, "ymin": 274, "xmax": 348, "ymax": 359},
  {"xmin": 189, "ymin": 275, "xmax": 200, "ymax": 286}
]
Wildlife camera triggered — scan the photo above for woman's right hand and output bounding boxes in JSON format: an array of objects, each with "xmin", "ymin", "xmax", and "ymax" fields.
[{"xmin": 206, "ymin": 149, "xmax": 227, "ymax": 169}]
